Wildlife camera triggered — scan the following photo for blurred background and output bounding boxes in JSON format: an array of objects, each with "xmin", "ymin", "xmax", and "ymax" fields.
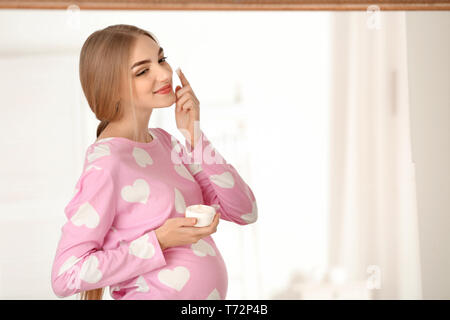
[{"xmin": 0, "ymin": 8, "xmax": 448, "ymax": 299}]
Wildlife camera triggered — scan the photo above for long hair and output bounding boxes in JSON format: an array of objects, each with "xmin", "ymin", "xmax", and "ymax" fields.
[
  {"xmin": 78, "ymin": 24, "xmax": 159, "ymax": 300},
  {"xmin": 79, "ymin": 24, "xmax": 159, "ymax": 140}
]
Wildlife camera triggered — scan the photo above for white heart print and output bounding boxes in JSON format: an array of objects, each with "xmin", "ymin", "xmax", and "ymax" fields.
[
  {"xmin": 207, "ymin": 288, "xmax": 221, "ymax": 300},
  {"xmin": 191, "ymin": 239, "xmax": 216, "ymax": 257},
  {"xmin": 174, "ymin": 188, "xmax": 186, "ymax": 214},
  {"xmin": 129, "ymin": 233, "xmax": 156, "ymax": 259},
  {"xmin": 135, "ymin": 275, "xmax": 150, "ymax": 292},
  {"xmin": 121, "ymin": 178, "xmax": 150, "ymax": 204},
  {"xmin": 133, "ymin": 147, "xmax": 153, "ymax": 168},
  {"xmin": 87, "ymin": 144, "xmax": 110, "ymax": 163},
  {"xmin": 188, "ymin": 163, "xmax": 202, "ymax": 175},
  {"xmin": 84, "ymin": 164, "xmax": 102, "ymax": 173},
  {"xmin": 171, "ymin": 136, "xmax": 182, "ymax": 154},
  {"xmin": 241, "ymin": 200, "xmax": 258, "ymax": 223},
  {"xmin": 158, "ymin": 266, "xmax": 190, "ymax": 292},
  {"xmin": 80, "ymin": 255, "xmax": 103, "ymax": 283},
  {"xmin": 209, "ymin": 171, "xmax": 235, "ymax": 188},
  {"xmin": 174, "ymin": 164, "xmax": 195, "ymax": 182},
  {"xmin": 58, "ymin": 255, "xmax": 83, "ymax": 276},
  {"xmin": 70, "ymin": 202, "xmax": 100, "ymax": 229}
]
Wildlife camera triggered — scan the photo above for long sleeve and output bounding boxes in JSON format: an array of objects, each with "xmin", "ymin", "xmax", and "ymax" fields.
[
  {"xmin": 164, "ymin": 127, "xmax": 258, "ymax": 225},
  {"xmin": 51, "ymin": 166, "xmax": 167, "ymax": 298}
]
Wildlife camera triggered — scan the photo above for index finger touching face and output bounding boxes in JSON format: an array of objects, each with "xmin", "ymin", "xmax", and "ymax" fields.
[{"xmin": 175, "ymin": 67, "xmax": 190, "ymax": 87}]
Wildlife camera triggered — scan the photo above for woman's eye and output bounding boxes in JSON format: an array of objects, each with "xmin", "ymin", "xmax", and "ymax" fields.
[
  {"xmin": 137, "ymin": 69, "xmax": 149, "ymax": 76},
  {"xmin": 136, "ymin": 56, "xmax": 168, "ymax": 77}
]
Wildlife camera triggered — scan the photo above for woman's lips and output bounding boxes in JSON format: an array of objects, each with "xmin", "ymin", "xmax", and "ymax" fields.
[{"xmin": 154, "ymin": 84, "xmax": 172, "ymax": 94}]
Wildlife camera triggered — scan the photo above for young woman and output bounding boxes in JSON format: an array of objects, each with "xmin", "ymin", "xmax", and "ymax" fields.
[{"xmin": 50, "ymin": 24, "xmax": 258, "ymax": 300}]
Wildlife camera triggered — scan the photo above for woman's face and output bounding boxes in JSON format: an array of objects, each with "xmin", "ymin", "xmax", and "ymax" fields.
[{"xmin": 128, "ymin": 34, "xmax": 175, "ymax": 109}]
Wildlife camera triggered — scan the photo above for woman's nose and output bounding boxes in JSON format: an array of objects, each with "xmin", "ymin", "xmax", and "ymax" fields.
[{"xmin": 154, "ymin": 64, "xmax": 171, "ymax": 81}]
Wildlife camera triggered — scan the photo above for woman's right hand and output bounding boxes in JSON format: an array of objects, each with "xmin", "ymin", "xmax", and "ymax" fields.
[{"xmin": 155, "ymin": 212, "xmax": 220, "ymax": 250}]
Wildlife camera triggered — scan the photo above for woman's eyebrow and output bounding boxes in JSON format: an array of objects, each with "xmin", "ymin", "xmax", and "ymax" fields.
[{"xmin": 131, "ymin": 47, "xmax": 164, "ymax": 70}]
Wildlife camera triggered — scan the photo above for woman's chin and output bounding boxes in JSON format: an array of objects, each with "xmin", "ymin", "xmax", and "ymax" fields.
[{"xmin": 154, "ymin": 100, "xmax": 176, "ymax": 109}]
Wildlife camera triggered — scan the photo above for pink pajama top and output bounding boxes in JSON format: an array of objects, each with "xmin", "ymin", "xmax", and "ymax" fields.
[{"xmin": 50, "ymin": 127, "xmax": 258, "ymax": 300}]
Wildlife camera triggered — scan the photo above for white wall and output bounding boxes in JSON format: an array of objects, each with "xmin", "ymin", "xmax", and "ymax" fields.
[{"xmin": 406, "ymin": 11, "xmax": 450, "ymax": 299}]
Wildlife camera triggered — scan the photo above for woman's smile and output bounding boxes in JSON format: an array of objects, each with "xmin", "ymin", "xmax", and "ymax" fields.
[{"xmin": 154, "ymin": 83, "xmax": 173, "ymax": 94}]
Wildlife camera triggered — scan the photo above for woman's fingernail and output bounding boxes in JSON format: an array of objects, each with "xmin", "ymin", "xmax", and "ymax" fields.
[{"xmin": 176, "ymin": 67, "xmax": 181, "ymax": 76}]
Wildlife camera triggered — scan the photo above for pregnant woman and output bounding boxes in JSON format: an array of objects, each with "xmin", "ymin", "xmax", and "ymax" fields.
[{"xmin": 50, "ymin": 24, "xmax": 258, "ymax": 300}]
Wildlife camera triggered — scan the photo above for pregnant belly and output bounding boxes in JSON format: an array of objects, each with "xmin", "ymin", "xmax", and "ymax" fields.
[{"xmin": 111, "ymin": 236, "xmax": 228, "ymax": 300}]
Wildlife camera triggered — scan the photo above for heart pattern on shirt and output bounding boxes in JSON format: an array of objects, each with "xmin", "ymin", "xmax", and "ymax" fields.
[
  {"xmin": 70, "ymin": 202, "xmax": 100, "ymax": 229},
  {"xmin": 58, "ymin": 255, "xmax": 83, "ymax": 276},
  {"xmin": 129, "ymin": 233, "xmax": 155, "ymax": 259},
  {"xmin": 135, "ymin": 275, "xmax": 150, "ymax": 292},
  {"xmin": 241, "ymin": 200, "xmax": 258, "ymax": 223},
  {"xmin": 121, "ymin": 179, "xmax": 150, "ymax": 204},
  {"xmin": 210, "ymin": 171, "xmax": 235, "ymax": 188},
  {"xmin": 158, "ymin": 266, "xmax": 190, "ymax": 291},
  {"xmin": 80, "ymin": 255, "xmax": 102, "ymax": 283},
  {"xmin": 191, "ymin": 239, "xmax": 216, "ymax": 257},
  {"xmin": 84, "ymin": 164, "xmax": 102, "ymax": 172},
  {"xmin": 188, "ymin": 163, "xmax": 203, "ymax": 175},
  {"xmin": 174, "ymin": 188, "xmax": 187, "ymax": 214},
  {"xmin": 207, "ymin": 288, "xmax": 221, "ymax": 300},
  {"xmin": 171, "ymin": 136, "xmax": 182, "ymax": 154},
  {"xmin": 133, "ymin": 147, "xmax": 153, "ymax": 168},
  {"xmin": 174, "ymin": 164, "xmax": 195, "ymax": 182},
  {"xmin": 87, "ymin": 144, "xmax": 110, "ymax": 163}
]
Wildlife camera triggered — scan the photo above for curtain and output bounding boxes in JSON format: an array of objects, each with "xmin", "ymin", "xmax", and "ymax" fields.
[{"xmin": 327, "ymin": 11, "xmax": 422, "ymax": 299}]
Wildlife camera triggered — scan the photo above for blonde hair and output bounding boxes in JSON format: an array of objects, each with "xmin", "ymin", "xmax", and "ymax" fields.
[
  {"xmin": 78, "ymin": 24, "xmax": 159, "ymax": 300},
  {"xmin": 79, "ymin": 23, "xmax": 159, "ymax": 140}
]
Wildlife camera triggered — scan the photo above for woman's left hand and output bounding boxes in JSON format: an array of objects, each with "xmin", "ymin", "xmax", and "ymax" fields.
[{"xmin": 174, "ymin": 68, "xmax": 200, "ymax": 148}]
